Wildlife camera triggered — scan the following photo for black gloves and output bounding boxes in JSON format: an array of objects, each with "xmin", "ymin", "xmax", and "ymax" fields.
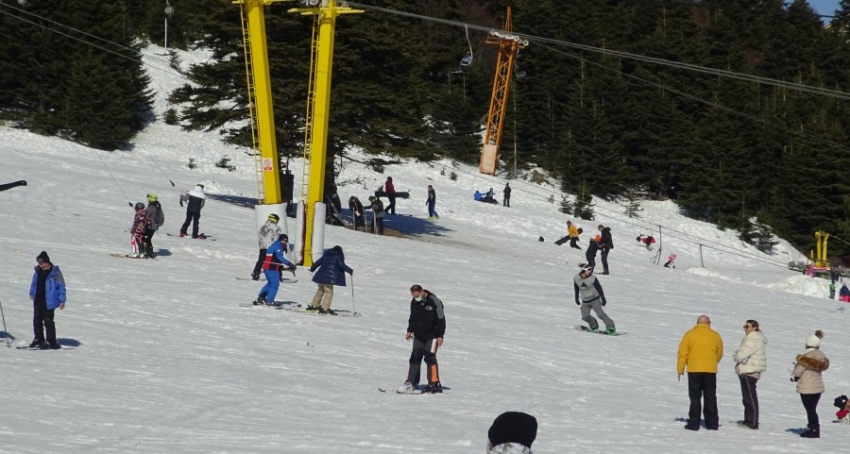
[
  {"xmin": 602, "ymin": 299, "xmax": 607, "ymax": 307},
  {"xmin": 575, "ymin": 299, "xmax": 581, "ymax": 306}
]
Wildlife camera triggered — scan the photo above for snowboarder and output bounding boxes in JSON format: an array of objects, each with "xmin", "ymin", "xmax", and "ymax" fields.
[
  {"xmin": 426, "ymin": 185, "xmax": 438, "ymax": 220},
  {"xmin": 792, "ymin": 330, "xmax": 829, "ymax": 438},
  {"xmin": 487, "ymin": 411, "xmax": 538, "ymax": 454},
  {"xmin": 307, "ymin": 245, "xmax": 353, "ymax": 315},
  {"xmin": 637, "ymin": 233, "xmax": 655, "ymax": 250},
  {"xmin": 734, "ymin": 320, "xmax": 767, "ymax": 430},
  {"xmin": 677, "ymin": 315, "xmax": 723, "ymax": 431},
  {"xmin": 179, "ymin": 184, "xmax": 206, "ymax": 239},
  {"xmin": 348, "ymin": 196, "xmax": 365, "ymax": 231},
  {"xmin": 598, "ymin": 224, "xmax": 613, "ymax": 275},
  {"xmin": 398, "ymin": 285, "xmax": 446, "ymax": 394},
  {"xmin": 664, "ymin": 253, "xmax": 677, "ymax": 269},
  {"xmin": 254, "ymin": 234, "xmax": 296, "ymax": 305},
  {"xmin": 384, "ymin": 176, "xmax": 397, "ymax": 215},
  {"xmin": 573, "ymin": 264, "xmax": 615, "ymax": 334},
  {"xmin": 585, "ymin": 234, "xmax": 601, "ymax": 269},
  {"xmin": 367, "ymin": 196, "xmax": 385, "ymax": 235},
  {"xmin": 28, "ymin": 251, "xmax": 66, "ymax": 350},
  {"xmin": 144, "ymin": 194, "xmax": 164, "ymax": 258},
  {"xmin": 503, "ymin": 183, "xmax": 511, "ymax": 207},
  {"xmin": 252, "ymin": 213, "xmax": 282, "ymax": 281},
  {"xmin": 130, "ymin": 202, "xmax": 151, "ymax": 258}
]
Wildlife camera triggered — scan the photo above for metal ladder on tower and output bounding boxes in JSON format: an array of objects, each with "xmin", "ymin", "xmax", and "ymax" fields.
[
  {"xmin": 301, "ymin": 15, "xmax": 320, "ymax": 202},
  {"xmin": 239, "ymin": 2, "xmax": 265, "ymax": 203}
]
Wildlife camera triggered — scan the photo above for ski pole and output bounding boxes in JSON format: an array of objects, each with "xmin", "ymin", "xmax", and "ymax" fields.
[{"xmin": 0, "ymin": 297, "xmax": 10, "ymax": 348}]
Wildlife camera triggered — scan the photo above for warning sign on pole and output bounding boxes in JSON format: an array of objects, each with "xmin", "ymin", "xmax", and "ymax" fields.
[{"xmin": 262, "ymin": 158, "xmax": 273, "ymax": 171}]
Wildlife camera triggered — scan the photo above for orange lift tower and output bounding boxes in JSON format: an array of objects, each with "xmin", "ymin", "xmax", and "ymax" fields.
[{"xmin": 479, "ymin": 7, "xmax": 528, "ymax": 176}]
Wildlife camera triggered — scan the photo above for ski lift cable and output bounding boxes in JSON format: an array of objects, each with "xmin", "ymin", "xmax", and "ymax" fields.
[
  {"xmin": 346, "ymin": 2, "xmax": 850, "ymax": 101},
  {"xmin": 464, "ymin": 23, "xmax": 473, "ymax": 63},
  {"xmin": 96, "ymin": 153, "xmax": 134, "ymax": 207},
  {"xmin": 0, "ymin": 4, "xmax": 181, "ymax": 78}
]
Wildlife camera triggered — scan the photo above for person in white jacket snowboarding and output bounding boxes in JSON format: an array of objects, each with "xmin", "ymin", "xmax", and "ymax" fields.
[{"xmin": 733, "ymin": 320, "xmax": 767, "ymax": 429}]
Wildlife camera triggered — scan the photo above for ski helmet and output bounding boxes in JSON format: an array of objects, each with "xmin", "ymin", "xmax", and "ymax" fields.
[
  {"xmin": 147, "ymin": 193, "xmax": 158, "ymax": 202},
  {"xmin": 268, "ymin": 213, "xmax": 280, "ymax": 223},
  {"xmin": 135, "ymin": 202, "xmax": 145, "ymax": 210}
]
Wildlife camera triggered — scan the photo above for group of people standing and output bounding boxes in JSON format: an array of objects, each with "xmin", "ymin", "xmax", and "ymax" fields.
[
  {"xmin": 677, "ymin": 316, "xmax": 831, "ymax": 438},
  {"xmin": 127, "ymin": 184, "xmax": 208, "ymax": 259}
]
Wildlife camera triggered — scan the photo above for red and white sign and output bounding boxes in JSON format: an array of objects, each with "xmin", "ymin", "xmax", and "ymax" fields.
[{"xmin": 262, "ymin": 158, "xmax": 273, "ymax": 171}]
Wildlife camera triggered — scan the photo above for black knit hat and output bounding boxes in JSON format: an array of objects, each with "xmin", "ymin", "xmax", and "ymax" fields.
[
  {"xmin": 835, "ymin": 395, "xmax": 848, "ymax": 409},
  {"xmin": 488, "ymin": 411, "xmax": 538, "ymax": 448},
  {"xmin": 36, "ymin": 251, "xmax": 50, "ymax": 263}
]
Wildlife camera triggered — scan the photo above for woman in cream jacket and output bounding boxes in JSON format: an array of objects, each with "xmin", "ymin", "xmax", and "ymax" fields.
[
  {"xmin": 792, "ymin": 330, "xmax": 829, "ymax": 438},
  {"xmin": 734, "ymin": 320, "xmax": 767, "ymax": 429}
]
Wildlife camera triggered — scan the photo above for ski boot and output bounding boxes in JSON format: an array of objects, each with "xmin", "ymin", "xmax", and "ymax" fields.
[{"xmin": 605, "ymin": 325, "xmax": 616, "ymax": 335}]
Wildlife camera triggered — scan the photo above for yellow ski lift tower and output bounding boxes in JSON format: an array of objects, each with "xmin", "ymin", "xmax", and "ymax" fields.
[
  {"xmin": 235, "ymin": 0, "xmax": 287, "ymax": 237},
  {"xmin": 812, "ymin": 230, "xmax": 830, "ymax": 268},
  {"xmin": 290, "ymin": 0, "xmax": 362, "ymax": 266},
  {"xmin": 479, "ymin": 7, "xmax": 527, "ymax": 176}
]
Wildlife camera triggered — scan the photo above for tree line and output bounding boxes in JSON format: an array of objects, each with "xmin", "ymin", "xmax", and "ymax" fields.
[{"xmin": 2, "ymin": 0, "xmax": 850, "ymax": 256}]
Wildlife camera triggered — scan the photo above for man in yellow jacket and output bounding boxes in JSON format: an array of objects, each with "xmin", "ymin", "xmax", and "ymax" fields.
[{"xmin": 677, "ymin": 314, "xmax": 724, "ymax": 431}]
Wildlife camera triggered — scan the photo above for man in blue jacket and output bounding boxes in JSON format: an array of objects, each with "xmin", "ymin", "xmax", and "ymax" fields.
[
  {"xmin": 255, "ymin": 235, "xmax": 295, "ymax": 306},
  {"xmin": 29, "ymin": 251, "xmax": 66, "ymax": 349},
  {"xmin": 308, "ymin": 245, "xmax": 353, "ymax": 315}
]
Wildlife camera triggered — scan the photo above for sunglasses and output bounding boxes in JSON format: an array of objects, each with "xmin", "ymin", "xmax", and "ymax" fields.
[{"xmin": 743, "ymin": 325, "xmax": 751, "ymax": 329}]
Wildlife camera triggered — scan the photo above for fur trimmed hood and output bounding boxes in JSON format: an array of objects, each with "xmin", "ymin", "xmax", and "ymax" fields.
[{"xmin": 796, "ymin": 353, "xmax": 829, "ymax": 372}]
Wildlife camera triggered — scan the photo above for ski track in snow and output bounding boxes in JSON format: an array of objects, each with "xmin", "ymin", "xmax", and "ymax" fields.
[{"xmin": 1, "ymin": 44, "xmax": 848, "ymax": 453}]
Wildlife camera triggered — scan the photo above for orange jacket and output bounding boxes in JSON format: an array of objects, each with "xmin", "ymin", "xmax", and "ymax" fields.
[
  {"xmin": 677, "ymin": 324, "xmax": 724, "ymax": 374},
  {"xmin": 568, "ymin": 224, "xmax": 579, "ymax": 238}
]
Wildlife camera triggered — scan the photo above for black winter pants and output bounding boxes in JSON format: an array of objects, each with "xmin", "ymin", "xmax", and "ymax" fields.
[
  {"xmin": 33, "ymin": 301, "xmax": 56, "ymax": 343},
  {"xmin": 688, "ymin": 372, "xmax": 718, "ymax": 429},
  {"xmin": 385, "ymin": 196, "xmax": 396, "ymax": 214},
  {"xmin": 800, "ymin": 393, "xmax": 821, "ymax": 428},
  {"xmin": 738, "ymin": 374, "xmax": 759, "ymax": 428},
  {"xmin": 252, "ymin": 248, "xmax": 267, "ymax": 277},
  {"xmin": 406, "ymin": 337, "xmax": 440, "ymax": 386},
  {"xmin": 503, "ymin": 196, "xmax": 510, "ymax": 207},
  {"xmin": 569, "ymin": 237, "xmax": 580, "ymax": 249},
  {"xmin": 180, "ymin": 212, "xmax": 201, "ymax": 237},
  {"xmin": 600, "ymin": 249, "xmax": 610, "ymax": 272},
  {"xmin": 144, "ymin": 228, "xmax": 157, "ymax": 255},
  {"xmin": 585, "ymin": 251, "xmax": 597, "ymax": 269}
]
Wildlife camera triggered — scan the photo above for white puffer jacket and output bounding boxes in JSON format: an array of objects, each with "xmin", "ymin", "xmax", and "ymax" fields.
[{"xmin": 734, "ymin": 330, "xmax": 767, "ymax": 375}]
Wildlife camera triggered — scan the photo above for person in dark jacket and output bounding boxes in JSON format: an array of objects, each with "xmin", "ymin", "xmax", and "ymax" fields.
[
  {"xmin": 503, "ymin": 183, "xmax": 511, "ymax": 207},
  {"xmin": 398, "ymin": 285, "xmax": 446, "ymax": 394},
  {"xmin": 179, "ymin": 184, "xmax": 206, "ymax": 238},
  {"xmin": 367, "ymin": 196, "xmax": 385, "ymax": 235},
  {"xmin": 28, "ymin": 251, "xmax": 67, "ymax": 349},
  {"xmin": 384, "ymin": 176, "xmax": 396, "ymax": 215},
  {"xmin": 307, "ymin": 246, "xmax": 353, "ymax": 315},
  {"xmin": 598, "ymin": 224, "xmax": 614, "ymax": 275},
  {"xmin": 144, "ymin": 194, "xmax": 165, "ymax": 258},
  {"xmin": 130, "ymin": 202, "xmax": 151, "ymax": 258},
  {"xmin": 585, "ymin": 234, "xmax": 601, "ymax": 269},
  {"xmin": 349, "ymin": 196, "xmax": 365, "ymax": 231},
  {"xmin": 255, "ymin": 234, "xmax": 295, "ymax": 306},
  {"xmin": 574, "ymin": 264, "xmax": 615, "ymax": 334},
  {"xmin": 426, "ymin": 185, "xmax": 438, "ymax": 220}
]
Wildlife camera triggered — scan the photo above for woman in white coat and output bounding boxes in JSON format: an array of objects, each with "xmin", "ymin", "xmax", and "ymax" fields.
[{"xmin": 734, "ymin": 320, "xmax": 767, "ymax": 429}]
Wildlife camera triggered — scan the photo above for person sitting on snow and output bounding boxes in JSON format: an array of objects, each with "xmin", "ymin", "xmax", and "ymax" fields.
[
  {"xmin": 835, "ymin": 395, "xmax": 850, "ymax": 424},
  {"xmin": 840, "ymin": 284, "xmax": 850, "ymax": 302},
  {"xmin": 664, "ymin": 253, "xmax": 677, "ymax": 268},
  {"xmin": 474, "ymin": 190, "xmax": 483, "ymax": 202}
]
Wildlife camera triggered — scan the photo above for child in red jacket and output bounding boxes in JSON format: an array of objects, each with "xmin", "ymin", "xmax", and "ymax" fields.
[{"xmin": 835, "ymin": 395, "xmax": 850, "ymax": 424}]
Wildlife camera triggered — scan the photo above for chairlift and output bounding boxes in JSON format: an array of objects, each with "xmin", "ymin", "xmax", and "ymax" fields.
[{"xmin": 453, "ymin": 24, "xmax": 474, "ymax": 74}]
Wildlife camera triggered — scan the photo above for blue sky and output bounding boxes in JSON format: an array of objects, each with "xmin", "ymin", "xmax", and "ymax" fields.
[{"xmin": 808, "ymin": 0, "xmax": 840, "ymax": 17}]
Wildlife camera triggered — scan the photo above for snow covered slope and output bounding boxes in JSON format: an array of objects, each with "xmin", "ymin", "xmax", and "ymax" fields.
[{"xmin": 0, "ymin": 45, "xmax": 847, "ymax": 454}]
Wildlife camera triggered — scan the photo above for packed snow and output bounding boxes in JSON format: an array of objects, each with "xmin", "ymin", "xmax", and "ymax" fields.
[{"xmin": 0, "ymin": 44, "xmax": 848, "ymax": 453}]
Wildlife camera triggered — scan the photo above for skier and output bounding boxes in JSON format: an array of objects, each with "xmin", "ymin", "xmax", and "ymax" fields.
[
  {"xmin": 585, "ymin": 234, "xmax": 601, "ymax": 269},
  {"xmin": 144, "ymin": 194, "xmax": 164, "ymax": 258},
  {"xmin": 792, "ymin": 330, "xmax": 829, "ymax": 438},
  {"xmin": 307, "ymin": 245, "xmax": 353, "ymax": 315},
  {"xmin": 664, "ymin": 253, "xmax": 677, "ymax": 269},
  {"xmin": 348, "ymin": 196, "xmax": 365, "ymax": 231},
  {"xmin": 28, "ymin": 251, "xmax": 66, "ymax": 350},
  {"xmin": 252, "ymin": 213, "xmax": 282, "ymax": 281},
  {"xmin": 367, "ymin": 195, "xmax": 385, "ymax": 235},
  {"xmin": 573, "ymin": 264, "xmax": 615, "ymax": 334},
  {"xmin": 503, "ymin": 182, "xmax": 511, "ymax": 207},
  {"xmin": 130, "ymin": 202, "xmax": 151, "ymax": 258},
  {"xmin": 426, "ymin": 185, "xmax": 438, "ymax": 220},
  {"xmin": 179, "ymin": 184, "xmax": 206, "ymax": 239},
  {"xmin": 487, "ymin": 411, "xmax": 538, "ymax": 454},
  {"xmin": 399, "ymin": 285, "xmax": 446, "ymax": 394},
  {"xmin": 598, "ymin": 224, "xmax": 614, "ymax": 275},
  {"xmin": 254, "ymin": 234, "xmax": 296, "ymax": 305},
  {"xmin": 384, "ymin": 176, "xmax": 396, "ymax": 215}
]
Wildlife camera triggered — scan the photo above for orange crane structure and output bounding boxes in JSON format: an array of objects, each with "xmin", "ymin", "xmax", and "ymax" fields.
[{"xmin": 479, "ymin": 7, "xmax": 528, "ymax": 176}]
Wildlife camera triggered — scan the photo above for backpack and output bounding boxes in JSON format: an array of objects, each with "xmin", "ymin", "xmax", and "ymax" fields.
[{"xmin": 577, "ymin": 227, "xmax": 583, "ymax": 234}]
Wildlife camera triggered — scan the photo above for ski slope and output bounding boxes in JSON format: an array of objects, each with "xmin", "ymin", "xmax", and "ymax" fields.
[{"xmin": 0, "ymin": 45, "xmax": 848, "ymax": 454}]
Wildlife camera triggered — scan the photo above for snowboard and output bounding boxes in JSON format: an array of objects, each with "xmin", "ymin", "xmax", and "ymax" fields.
[
  {"xmin": 167, "ymin": 233, "xmax": 216, "ymax": 241},
  {"xmin": 110, "ymin": 253, "xmax": 153, "ymax": 259},
  {"xmin": 281, "ymin": 305, "xmax": 361, "ymax": 317},
  {"xmin": 574, "ymin": 325, "xmax": 626, "ymax": 336},
  {"xmin": 378, "ymin": 386, "xmax": 442, "ymax": 395},
  {"xmin": 16, "ymin": 344, "xmax": 74, "ymax": 351}
]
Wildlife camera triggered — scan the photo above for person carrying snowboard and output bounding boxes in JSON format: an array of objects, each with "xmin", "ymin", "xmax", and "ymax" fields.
[
  {"xmin": 398, "ymin": 285, "xmax": 446, "ymax": 394},
  {"xmin": 252, "ymin": 213, "xmax": 282, "ymax": 281},
  {"xmin": 144, "ymin": 194, "xmax": 164, "ymax": 258},
  {"xmin": 573, "ymin": 264, "xmax": 615, "ymax": 334},
  {"xmin": 568, "ymin": 220, "xmax": 582, "ymax": 249},
  {"xmin": 254, "ymin": 234, "xmax": 296, "ymax": 306},
  {"xmin": 179, "ymin": 184, "xmax": 206, "ymax": 239},
  {"xmin": 384, "ymin": 176, "xmax": 397, "ymax": 215},
  {"xmin": 307, "ymin": 245, "xmax": 353, "ymax": 315},
  {"xmin": 130, "ymin": 202, "xmax": 151, "ymax": 258}
]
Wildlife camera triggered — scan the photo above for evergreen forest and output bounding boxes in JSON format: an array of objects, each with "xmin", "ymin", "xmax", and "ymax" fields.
[{"xmin": 3, "ymin": 0, "xmax": 850, "ymax": 256}]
